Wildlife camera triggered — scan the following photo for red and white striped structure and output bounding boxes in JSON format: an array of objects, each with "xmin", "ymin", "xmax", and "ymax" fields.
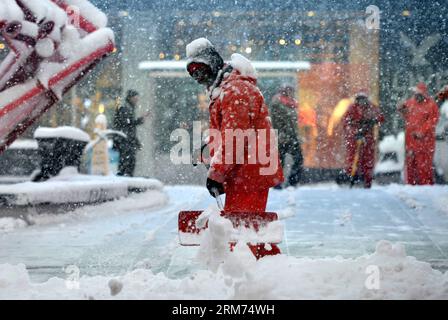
[{"xmin": 0, "ymin": 0, "xmax": 115, "ymax": 153}]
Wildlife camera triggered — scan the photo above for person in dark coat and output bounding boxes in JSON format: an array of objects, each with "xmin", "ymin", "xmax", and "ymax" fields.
[
  {"xmin": 270, "ymin": 84, "xmax": 304, "ymax": 188},
  {"xmin": 113, "ymin": 90, "xmax": 145, "ymax": 177}
]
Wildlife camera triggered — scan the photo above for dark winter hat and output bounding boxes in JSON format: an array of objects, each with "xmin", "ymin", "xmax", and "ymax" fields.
[
  {"xmin": 279, "ymin": 83, "xmax": 295, "ymax": 92},
  {"xmin": 186, "ymin": 38, "xmax": 224, "ymax": 77},
  {"xmin": 126, "ymin": 89, "xmax": 139, "ymax": 99},
  {"xmin": 355, "ymin": 89, "xmax": 369, "ymax": 98}
]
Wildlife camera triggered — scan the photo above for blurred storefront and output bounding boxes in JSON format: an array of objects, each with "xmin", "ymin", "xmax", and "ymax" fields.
[
  {"xmin": 9, "ymin": 1, "xmax": 445, "ymax": 183},
  {"xmin": 125, "ymin": 9, "xmax": 381, "ymax": 181}
]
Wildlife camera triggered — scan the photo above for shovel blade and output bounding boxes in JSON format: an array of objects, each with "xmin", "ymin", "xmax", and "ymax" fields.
[
  {"xmin": 178, "ymin": 211, "xmax": 206, "ymax": 246},
  {"xmin": 179, "ymin": 211, "xmax": 204, "ymax": 234},
  {"xmin": 178, "ymin": 210, "xmax": 281, "ymax": 246}
]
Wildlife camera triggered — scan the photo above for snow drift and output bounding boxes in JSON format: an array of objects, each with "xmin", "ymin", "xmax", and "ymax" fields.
[
  {"xmin": 0, "ymin": 240, "xmax": 446, "ymax": 300},
  {"xmin": 0, "ymin": 167, "xmax": 164, "ymax": 206}
]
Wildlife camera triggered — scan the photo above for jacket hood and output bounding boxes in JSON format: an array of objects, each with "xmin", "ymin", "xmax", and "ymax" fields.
[
  {"xmin": 228, "ymin": 53, "xmax": 257, "ymax": 81},
  {"xmin": 223, "ymin": 67, "xmax": 257, "ymax": 86},
  {"xmin": 412, "ymin": 82, "xmax": 429, "ymax": 96},
  {"xmin": 222, "ymin": 53, "xmax": 258, "ymax": 87}
]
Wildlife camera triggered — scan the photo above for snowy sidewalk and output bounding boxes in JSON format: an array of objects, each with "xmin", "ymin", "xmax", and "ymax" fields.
[
  {"xmin": 270, "ymin": 185, "xmax": 448, "ymax": 269},
  {"xmin": 0, "ymin": 184, "xmax": 447, "ymax": 299}
]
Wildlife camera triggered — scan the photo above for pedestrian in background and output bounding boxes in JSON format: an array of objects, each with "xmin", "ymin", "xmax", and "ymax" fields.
[
  {"xmin": 270, "ymin": 84, "xmax": 304, "ymax": 188},
  {"xmin": 343, "ymin": 90, "xmax": 384, "ymax": 189},
  {"xmin": 398, "ymin": 83, "xmax": 439, "ymax": 185},
  {"xmin": 113, "ymin": 90, "xmax": 145, "ymax": 177}
]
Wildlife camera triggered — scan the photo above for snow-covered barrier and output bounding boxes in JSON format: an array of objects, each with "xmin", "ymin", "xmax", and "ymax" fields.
[
  {"xmin": 374, "ymin": 133, "xmax": 405, "ymax": 184},
  {"xmin": 0, "ymin": 139, "xmax": 39, "ymax": 183},
  {"xmin": 32, "ymin": 126, "xmax": 90, "ymax": 181},
  {"xmin": 0, "ymin": 167, "xmax": 164, "ymax": 207},
  {"xmin": 0, "ymin": 0, "xmax": 115, "ymax": 153}
]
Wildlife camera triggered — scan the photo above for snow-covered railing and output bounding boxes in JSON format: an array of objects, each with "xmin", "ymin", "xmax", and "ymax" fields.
[
  {"xmin": 139, "ymin": 60, "xmax": 311, "ymax": 71},
  {"xmin": 0, "ymin": 0, "xmax": 115, "ymax": 154}
]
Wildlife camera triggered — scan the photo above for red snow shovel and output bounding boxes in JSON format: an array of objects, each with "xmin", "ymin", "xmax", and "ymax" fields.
[{"xmin": 178, "ymin": 189, "xmax": 282, "ymax": 246}]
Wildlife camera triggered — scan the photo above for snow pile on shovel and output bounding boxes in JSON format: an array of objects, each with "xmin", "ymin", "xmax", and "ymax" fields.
[
  {"xmin": 179, "ymin": 205, "xmax": 283, "ymax": 246},
  {"xmin": 195, "ymin": 206, "xmax": 283, "ymax": 272},
  {"xmin": 0, "ymin": 0, "xmax": 114, "ymax": 153},
  {"xmin": 0, "ymin": 240, "xmax": 447, "ymax": 299}
]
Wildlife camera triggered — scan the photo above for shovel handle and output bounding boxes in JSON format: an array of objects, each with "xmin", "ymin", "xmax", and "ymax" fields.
[
  {"xmin": 350, "ymin": 139, "xmax": 364, "ymax": 188},
  {"xmin": 212, "ymin": 188, "xmax": 224, "ymax": 211}
]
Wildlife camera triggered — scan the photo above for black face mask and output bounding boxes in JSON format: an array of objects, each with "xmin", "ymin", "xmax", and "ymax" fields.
[{"xmin": 189, "ymin": 65, "xmax": 216, "ymax": 86}]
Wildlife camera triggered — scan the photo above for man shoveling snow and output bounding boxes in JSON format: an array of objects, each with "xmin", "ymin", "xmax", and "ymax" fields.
[{"xmin": 185, "ymin": 38, "xmax": 284, "ymax": 259}]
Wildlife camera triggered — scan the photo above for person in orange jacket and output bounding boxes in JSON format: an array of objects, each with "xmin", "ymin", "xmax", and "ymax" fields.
[
  {"xmin": 343, "ymin": 91, "xmax": 385, "ymax": 188},
  {"xmin": 186, "ymin": 38, "xmax": 284, "ymax": 259},
  {"xmin": 398, "ymin": 83, "xmax": 440, "ymax": 185}
]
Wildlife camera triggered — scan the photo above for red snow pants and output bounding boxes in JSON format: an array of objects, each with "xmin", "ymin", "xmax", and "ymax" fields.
[
  {"xmin": 345, "ymin": 139, "xmax": 376, "ymax": 188},
  {"xmin": 405, "ymin": 148, "xmax": 434, "ymax": 185},
  {"xmin": 224, "ymin": 186, "xmax": 281, "ymax": 259}
]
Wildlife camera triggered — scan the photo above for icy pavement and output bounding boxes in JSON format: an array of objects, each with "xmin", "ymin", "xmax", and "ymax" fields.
[
  {"xmin": 271, "ymin": 184, "xmax": 448, "ymax": 270},
  {"xmin": 0, "ymin": 184, "xmax": 448, "ymax": 299}
]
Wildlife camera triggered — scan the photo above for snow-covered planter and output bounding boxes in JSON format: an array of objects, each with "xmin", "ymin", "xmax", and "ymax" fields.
[
  {"xmin": 0, "ymin": 167, "xmax": 165, "ymax": 213},
  {"xmin": 374, "ymin": 133, "xmax": 405, "ymax": 184},
  {"xmin": 34, "ymin": 126, "xmax": 91, "ymax": 143},
  {"xmin": 0, "ymin": 139, "xmax": 40, "ymax": 182},
  {"xmin": 32, "ymin": 126, "xmax": 91, "ymax": 182}
]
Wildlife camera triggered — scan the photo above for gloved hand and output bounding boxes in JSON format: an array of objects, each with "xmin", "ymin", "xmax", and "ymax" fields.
[
  {"xmin": 355, "ymin": 132, "xmax": 366, "ymax": 144},
  {"xmin": 412, "ymin": 132, "xmax": 424, "ymax": 139},
  {"xmin": 206, "ymin": 178, "xmax": 225, "ymax": 198}
]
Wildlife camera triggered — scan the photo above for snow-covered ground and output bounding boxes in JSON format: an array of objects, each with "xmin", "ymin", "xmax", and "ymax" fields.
[{"xmin": 0, "ymin": 184, "xmax": 448, "ymax": 299}]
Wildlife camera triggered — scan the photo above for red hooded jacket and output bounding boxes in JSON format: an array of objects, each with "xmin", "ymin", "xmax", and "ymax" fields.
[
  {"xmin": 207, "ymin": 68, "xmax": 284, "ymax": 191},
  {"xmin": 398, "ymin": 83, "xmax": 439, "ymax": 153}
]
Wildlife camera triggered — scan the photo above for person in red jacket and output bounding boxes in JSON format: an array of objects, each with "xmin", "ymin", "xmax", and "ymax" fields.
[
  {"xmin": 343, "ymin": 90, "xmax": 385, "ymax": 188},
  {"xmin": 186, "ymin": 38, "xmax": 284, "ymax": 259},
  {"xmin": 398, "ymin": 83, "xmax": 440, "ymax": 185},
  {"xmin": 437, "ymin": 85, "xmax": 448, "ymax": 105}
]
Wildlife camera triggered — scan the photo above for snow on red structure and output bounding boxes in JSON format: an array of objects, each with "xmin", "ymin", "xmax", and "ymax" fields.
[{"xmin": 0, "ymin": 0, "xmax": 115, "ymax": 154}]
